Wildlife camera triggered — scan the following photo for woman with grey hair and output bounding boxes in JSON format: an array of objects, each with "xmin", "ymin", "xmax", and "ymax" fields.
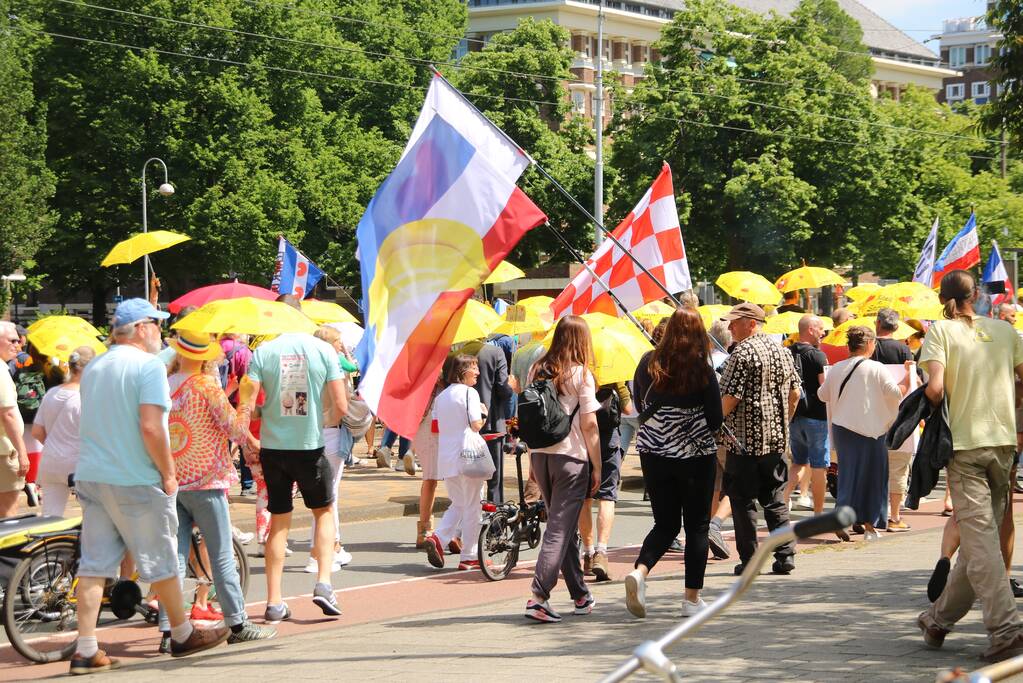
[
  {"xmin": 817, "ymin": 326, "xmax": 910, "ymax": 540},
  {"xmin": 32, "ymin": 345, "xmax": 97, "ymax": 517}
]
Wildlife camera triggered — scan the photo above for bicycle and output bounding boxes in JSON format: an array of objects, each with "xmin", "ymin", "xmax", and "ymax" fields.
[
  {"xmin": 1, "ymin": 515, "xmax": 249, "ymax": 664},
  {"xmin": 477, "ymin": 440, "xmax": 546, "ymax": 581}
]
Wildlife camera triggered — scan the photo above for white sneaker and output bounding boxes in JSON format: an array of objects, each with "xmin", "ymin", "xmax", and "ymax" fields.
[
  {"xmin": 624, "ymin": 569, "xmax": 646, "ymax": 618},
  {"xmin": 334, "ymin": 547, "xmax": 352, "ymax": 566},
  {"xmin": 681, "ymin": 598, "xmax": 708, "ymax": 617},
  {"xmin": 304, "ymin": 556, "xmax": 342, "ymax": 573},
  {"xmin": 232, "ymin": 528, "xmax": 255, "ymax": 545},
  {"xmin": 796, "ymin": 495, "xmax": 813, "ymax": 510}
]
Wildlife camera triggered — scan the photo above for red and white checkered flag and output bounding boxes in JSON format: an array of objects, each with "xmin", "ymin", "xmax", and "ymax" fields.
[{"xmin": 551, "ymin": 163, "xmax": 691, "ymax": 319}]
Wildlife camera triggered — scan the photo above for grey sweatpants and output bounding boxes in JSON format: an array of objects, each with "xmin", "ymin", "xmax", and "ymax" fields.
[{"xmin": 530, "ymin": 452, "xmax": 590, "ymax": 602}]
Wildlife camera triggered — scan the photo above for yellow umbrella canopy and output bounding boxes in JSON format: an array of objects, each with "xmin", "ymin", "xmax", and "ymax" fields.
[
  {"xmin": 100, "ymin": 230, "xmax": 191, "ymax": 267},
  {"xmin": 763, "ymin": 311, "xmax": 835, "ymax": 335},
  {"xmin": 856, "ymin": 282, "xmax": 942, "ymax": 319},
  {"xmin": 843, "ymin": 283, "xmax": 881, "ymax": 302},
  {"xmin": 493, "ymin": 303, "xmax": 553, "ymax": 336},
  {"xmin": 27, "ymin": 328, "xmax": 106, "ymax": 362},
  {"xmin": 822, "ymin": 316, "xmax": 916, "ymax": 346},
  {"xmin": 451, "ymin": 300, "xmax": 501, "ymax": 345},
  {"xmin": 543, "ymin": 313, "xmax": 653, "ymax": 385},
  {"xmin": 775, "ymin": 265, "xmax": 846, "ymax": 293},
  {"xmin": 716, "ymin": 271, "xmax": 782, "ymax": 305},
  {"xmin": 697, "ymin": 304, "xmax": 732, "ymax": 330},
  {"xmin": 483, "ymin": 261, "xmax": 526, "ymax": 285},
  {"xmin": 632, "ymin": 300, "xmax": 676, "ymax": 321},
  {"xmin": 515, "ymin": 296, "xmax": 555, "ymax": 315},
  {"xmin": 173, "ymin": 297, "xmax": 319, "ymax": 336},
  {"xmin": 27, "ymin": 315, "xmax": 103, "ymax": 338},
  {"xmin": 301, "ymin": 299, "xmax": 359, "ymax": 325}
]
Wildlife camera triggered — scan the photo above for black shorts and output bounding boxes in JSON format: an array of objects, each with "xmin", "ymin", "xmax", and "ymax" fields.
[{"xmin": 259, "ymin": 447, "xmax": 334, "ymax": 514}]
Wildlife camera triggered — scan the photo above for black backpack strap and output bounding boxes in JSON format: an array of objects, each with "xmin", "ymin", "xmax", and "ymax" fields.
[{"xmin": 838, "ymin": 358, "xmax": 867, "ymax": 401}]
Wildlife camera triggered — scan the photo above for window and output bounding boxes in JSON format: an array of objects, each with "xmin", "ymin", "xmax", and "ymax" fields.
[
  {"xmin": 948, "ymin": 46, "xmax": 967, "ymax": 67},
  {"xmin": 946, "ymin": 83, "xmax": 965, "ymax": 100},
  {"xmin": 972, "ymin": 81, "xmax": 991, "ymax": 98},
  {"xmin": 453, "ymin": 39, "xmax": 468, "ymax": 61},
  {"xmin": 975, "ymin": 44, "xmax": 992, "ymax": 65},
  {"xmin": 572, "ymin": 91, "xmax": 586, "ymax": 114}
]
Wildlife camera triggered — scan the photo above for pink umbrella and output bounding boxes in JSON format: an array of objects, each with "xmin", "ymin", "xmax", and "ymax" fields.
[{"xmin": 169, "ymin": 282, "xmax": 277, "ymax": 314}]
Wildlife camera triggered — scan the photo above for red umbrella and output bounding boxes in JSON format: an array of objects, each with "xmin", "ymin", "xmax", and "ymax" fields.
[{"xmin": 169, "ymin": 282, "xmax": 277, "ymax": 314}]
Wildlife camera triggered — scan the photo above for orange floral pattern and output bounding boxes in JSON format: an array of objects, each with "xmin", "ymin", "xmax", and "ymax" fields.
[{"xmin": 169, "ymin": 373, "xmax": 247, "ymax": 491}]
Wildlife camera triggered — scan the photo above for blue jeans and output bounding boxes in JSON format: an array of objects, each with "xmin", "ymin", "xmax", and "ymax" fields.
[
  {"xmin": 158, "ymin": 489, "xmax": 246, "ymax": 630},
  {"xmin": 381, "ymin": 427, "xmax": 411, "ymax": 457},
  {"xmin": 619, "ymin": 415, "xmax": 640, "ymax": 458}
]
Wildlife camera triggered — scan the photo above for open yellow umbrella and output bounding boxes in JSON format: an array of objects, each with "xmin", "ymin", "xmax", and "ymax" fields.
[
  {"xmin": 173, "ymin": 297, "xmax": 318, "ymax": 336},
  {"xmin": 301, "ymin": 299, "xmax": 359, "ymax": 325},
  {"xmin": 632, "ymin": 300, "xmax": 676, "ymax": 321},
  {"xmin": 493, "ymin": 303, "xmax": 552, "ymax": 336},
  {"xmin": 483, "ymin": 261, "xmax": 526, "ymax": 285},
  {"xmin": 844, "ymin": 283, "xmax": 881, "ymax": 302},
  {"xmin": 27, "ymin": 315, "xmax": 103, "ymax": 338},
  {"xmin": 716, "ymin": 271, "xmax": 781, "ymax": 305},
  {"xmin": 822, "ymin": 316, "xmax": 916, "ymax": 346},
  {"xmin": 763, "ymin": 311, "xmax": 835, "ymax": 335},
  {"xmin": 515, "ymin": 296, "xmax": 555, "ymax": 315},
  {"xmin": 100, "ymin": 231, "xmax": 191, "ymax": 267},
  {"xmin": 27, "ymin": 328, "xmax": 106, "ymax": 362},
  {"xmin": 451, "ymin": 300, "xmax": 502, "ymax": 345},
  {"xmin": 697, "ymin": 304, "xmax": 732, "ymax": 330},
  {"xmin": 775, "ymin": 265, "xmax": 846, "ymax": 293},
  {"xmin": 543, "ymin": 313, "xmax": 653, "ymax": 385},
  {"xmin": 856, "ymin": 282, "xmax": 942, "ymax": 319}
]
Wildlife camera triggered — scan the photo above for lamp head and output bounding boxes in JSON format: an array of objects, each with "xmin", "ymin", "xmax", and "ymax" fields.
[{"xmin": 157, "ymin": 183, "xmax": 175, "ymax": 197}]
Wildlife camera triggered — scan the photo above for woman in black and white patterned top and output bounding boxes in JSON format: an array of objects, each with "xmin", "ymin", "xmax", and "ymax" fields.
[{"xmin": 624, "ymin": 307, "xmax": 723, "ymax": 619}]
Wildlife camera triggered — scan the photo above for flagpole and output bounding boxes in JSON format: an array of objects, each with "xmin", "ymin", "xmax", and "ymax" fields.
[{"xmin": 428, "ymin": 67, "xmax": 684, "ymax": 309}]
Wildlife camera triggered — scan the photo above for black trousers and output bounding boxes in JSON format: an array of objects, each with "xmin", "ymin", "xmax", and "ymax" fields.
[
  {"xmin": 485, "ymin": 435, "xmax": 506, "ymax": 504},
  {"xmin": 636, "ymin": 453, "xmax": 716, "ymax": 590},
  {"xmin": 726, "ymin": 451, "xmax": 794, "ymax": 564}
]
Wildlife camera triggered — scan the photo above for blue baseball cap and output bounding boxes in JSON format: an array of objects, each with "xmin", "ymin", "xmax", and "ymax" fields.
[{"xmin": 112, "ymin": 298, "xmax": 170, "ymax": 328}]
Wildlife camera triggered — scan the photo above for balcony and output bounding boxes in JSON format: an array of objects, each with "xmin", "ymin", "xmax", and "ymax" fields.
[{"xmin": 942, "ymin": 16, "xmax": 988, "ymax": 34}]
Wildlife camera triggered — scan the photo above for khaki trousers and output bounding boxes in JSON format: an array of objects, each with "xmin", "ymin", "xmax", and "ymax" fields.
[{"xmin": 926, "ymin": 446, "xmax": 1021, "ymax": 650}]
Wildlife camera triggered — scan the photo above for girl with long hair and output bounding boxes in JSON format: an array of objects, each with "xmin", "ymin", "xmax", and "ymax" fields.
[
  {"xmin": 624, "ymin": 307, "xmax": 723, "ymax": 618},
  {"xmin": 523, "ymin": 316, "xmax": 601, "ymax": 623}
]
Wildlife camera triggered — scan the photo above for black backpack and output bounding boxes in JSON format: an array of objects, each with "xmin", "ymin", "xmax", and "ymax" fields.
[
  {"xmin": 594, "ymin": 385, "xmax": 621, "ymax": 440},
  {"xmin": 516, "ymin": 377, "xmax": 579, "ymax": 450}
]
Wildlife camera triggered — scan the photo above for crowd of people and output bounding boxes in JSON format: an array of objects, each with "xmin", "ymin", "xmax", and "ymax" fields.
[{"xmin": 2, "ymin": 267, "xmax": 1023, "ymax": 671}]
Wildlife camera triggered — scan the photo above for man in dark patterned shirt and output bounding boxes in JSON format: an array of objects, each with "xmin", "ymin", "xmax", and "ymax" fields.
[{"xmin": 719, "ymin": 303, "xmax": 802, "ymax": 576}]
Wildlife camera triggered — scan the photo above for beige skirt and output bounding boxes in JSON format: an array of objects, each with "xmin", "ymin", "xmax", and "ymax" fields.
[{"xmin": 413, "ymin": 416, "xmax": 440, "ymax": 481}]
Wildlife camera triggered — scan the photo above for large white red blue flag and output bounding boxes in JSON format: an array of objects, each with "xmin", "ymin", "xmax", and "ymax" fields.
[
  {"xmin": 270, "ymin": 236, "xmax": 323, "ymax": 299},
  {"xmin": 550, "ymin": 163, "xmax": 691, "ymax": 319},
  {"xmin": 932, "ymin": 213, "xmax": 980, "ymax": 287},
  {"xmin": 982, "ymin": 240, "xmax": 1014, "ymax": 308},
  {"xmin": 355, "ymin": 74, "xmax": 546, "ymax": 437}
]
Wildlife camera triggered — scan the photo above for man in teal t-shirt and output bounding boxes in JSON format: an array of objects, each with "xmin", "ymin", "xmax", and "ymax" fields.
[{"xmin": 243, "ymin": 331, "xmax": 347, "ymax": 623}]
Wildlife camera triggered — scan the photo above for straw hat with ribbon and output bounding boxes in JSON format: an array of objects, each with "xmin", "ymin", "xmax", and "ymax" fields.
[{"xmin": 168, "ymin": 330, "xmax": 222, "ymax": 361}]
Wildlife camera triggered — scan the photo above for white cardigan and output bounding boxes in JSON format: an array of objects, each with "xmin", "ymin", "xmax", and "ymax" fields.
[{"xmin": 817, "ymin": 356, "xmax": 903, "ymax": 438}]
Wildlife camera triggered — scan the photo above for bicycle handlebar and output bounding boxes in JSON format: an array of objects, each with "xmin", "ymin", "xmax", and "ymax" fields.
[{"xmin": 792, "ymin": 506, "xmax": 856, "ymax": 540}]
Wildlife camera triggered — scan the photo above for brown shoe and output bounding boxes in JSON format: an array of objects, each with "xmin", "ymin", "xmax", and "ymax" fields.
[
  {"xmin": 416, "ymin": 519, "xmax": 432, "ymax": 549},
  {"xmin": 917, "ymin": 613, "xmax": 949, "ymax": 649},
  {"xmin": 447, "ymin": 537, "xmax": 463, "ymax": 555},
  {"xmin": 70, "ymin": 650, "xmax": 121, "ymax": 675},
  {"xmin": 983, "ymin": 633, "xmax": 1023, "ymax": 662},
  {"xmin": 592, "ymin": 551, "xmax": 612, "ymax": 582},
  {"xmin": 171, "ymin": 625, "xmax": 231, "ymax": 657},
  {"xmin": 582, "ymin": 552, "xmax": 594, "ymax": 576},
  {"xmin": 887, "ymin": 519, "xmax": 911, "ymax": 532}
]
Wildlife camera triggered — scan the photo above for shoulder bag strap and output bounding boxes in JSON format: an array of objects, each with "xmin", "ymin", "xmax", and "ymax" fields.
[{"xmin": 837, "ymin": 358, "xmax": 867, "ymax": 402}]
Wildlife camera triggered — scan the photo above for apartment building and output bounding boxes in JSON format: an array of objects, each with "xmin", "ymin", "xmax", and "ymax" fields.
[
  {"xmin": 935, "ymin": 4, "xmax": 1001, "ymax": 105},
  {"xmin": 465, "ymin": 0, "xmax": 959, "ymax": 127}
]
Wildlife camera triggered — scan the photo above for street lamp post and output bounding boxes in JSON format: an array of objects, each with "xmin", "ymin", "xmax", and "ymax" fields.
[
  {"xmin": 2, "ymin": 270, "xmax": 27, "ymax": 323},
  {"xmin": 141, "ymin": 157, "xmax": 175, "ymax": 298}
]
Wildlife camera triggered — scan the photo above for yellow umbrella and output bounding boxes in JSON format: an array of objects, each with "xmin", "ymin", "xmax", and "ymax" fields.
[
  {"xmin": 100, "ymin": 231, "xmax": 191, "ymax": 267},
  {"xmin": 173, "ymin": 297, "xmax": 319, "ymax": 336},
  {"xmin": 483, "ymin": 261, "xmax": 526, "ymax": 285},
  {"xmin": 763, "ymin": 311, "xmax": 835, "ymax": 335},
  {"xmin": 27, "ymin": 315, "xmax": 103, "ymax": 338},
  {"xmin": 856, "ymin": 282, "xmax": 942, "ymax": 319},
  {"xmin": 844, "ymin": 283, "xmax": 881, "ymax": 301},
  {"xmin": 716, "ymin": 271, "xmax": 782, "ymax": 305},
  {"xmin": 632, "ymin": 300, "xmax": 676, "ymax": 321},
  {"xmin": 775, "ymin": 265, "xmax": 846, "ymax": 293},
  {"xmin": 452, "ymin": 300, "xmax": 501, "ymax": 345},
  {"xmin": 543, "ymin": 313, "xmax": 653, "ymax": 385},
  {"xmin": 27, "ymin": 328, "xmax": 106, "ymax": 362},
  {"xmin": 515, "ymin": 296, "xmax": 555, "ymax": 315},
  {"xmin": 822, "ymin": 316, "xmax": 916, "ymax": 346},
  {"xmin": 697, "ymin": 304, "xmax": 732, "ymax": 330},
  {"xmin": 301, "ymin": 299, "xmax": 359, "ymax": 325},
  {"xmin": 493, "ymin": 303, "xmax": 552, "ymax": 336}
]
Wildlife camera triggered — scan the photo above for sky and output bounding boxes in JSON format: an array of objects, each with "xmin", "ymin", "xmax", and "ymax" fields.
[{"xmin": 857, "ymin": 0, "xmax": 989, "ymax": 49}]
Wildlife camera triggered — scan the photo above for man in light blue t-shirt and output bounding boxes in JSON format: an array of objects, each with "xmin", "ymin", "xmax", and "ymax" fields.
[
  {"xmin": 242, "ymin": 318, "xmax": 347, "ymax": 624},
  {"xmin": 70, "ymin": 299, "xmax": 228, "ymax": 674}
]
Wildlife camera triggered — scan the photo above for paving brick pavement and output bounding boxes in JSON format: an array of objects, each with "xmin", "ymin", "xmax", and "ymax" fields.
[{"xmin": 87, "ymin": 524, "xmax": 1021, "ymax": 682}]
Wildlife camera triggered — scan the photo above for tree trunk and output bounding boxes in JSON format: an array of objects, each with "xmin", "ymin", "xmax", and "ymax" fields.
[{"xmin": 91, "ymin": 283, "xmax": 108, "ymax": 326}]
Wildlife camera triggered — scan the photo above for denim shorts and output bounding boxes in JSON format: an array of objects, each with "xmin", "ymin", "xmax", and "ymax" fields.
[
  {"xmin": 789, "ymin": 416, "xmax": 831, "ymax": 469},
  {"xmin": 76, "ymin": 480, "xmax": 180, "ymax": 583}
]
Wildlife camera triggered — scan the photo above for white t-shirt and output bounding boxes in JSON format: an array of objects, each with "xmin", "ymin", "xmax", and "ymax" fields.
[
  {"xmin": 34, "ymin": 386, "xmax": 83, "ymax": 477},
  {"xmin": 0, "ymin": 370, "xmax": 23, "ymax": 456},
  {"xmin": 433, "ymin": 383, "xmax": 482, "ymax": 480}
]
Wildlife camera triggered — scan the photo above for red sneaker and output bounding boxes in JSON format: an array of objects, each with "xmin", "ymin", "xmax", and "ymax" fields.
[
  {"xmin": 457, "ymin": 559, "xmax": 492, "ymax": 571},
  {"xmin": 424, "ymin": 533, "xmax": 445, "ymax": 568},
  {"xmin": 190, "ymin": 603, "xmax": 224, "ymax": 622},
  {"xmin": 448, "ymin": 537, "xmax": 463, "ymax": 555}
]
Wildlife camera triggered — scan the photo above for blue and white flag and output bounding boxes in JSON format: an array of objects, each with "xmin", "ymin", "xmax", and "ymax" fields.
[{"xmin": 270, "ymin": 236, "xmax": 323, "ymax": 299}]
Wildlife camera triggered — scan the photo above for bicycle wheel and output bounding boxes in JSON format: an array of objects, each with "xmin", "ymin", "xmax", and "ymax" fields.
[
  {"xmin": 2, "ymin": 540, "xmax": 80, "ymax": 663},
  {"xmin": 232, "ymin": 537, "xmax": 250, "ymax": 597},
  {"xmin": 477, "ymin": 511, "xmax": 519, "ymax": 582}
]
